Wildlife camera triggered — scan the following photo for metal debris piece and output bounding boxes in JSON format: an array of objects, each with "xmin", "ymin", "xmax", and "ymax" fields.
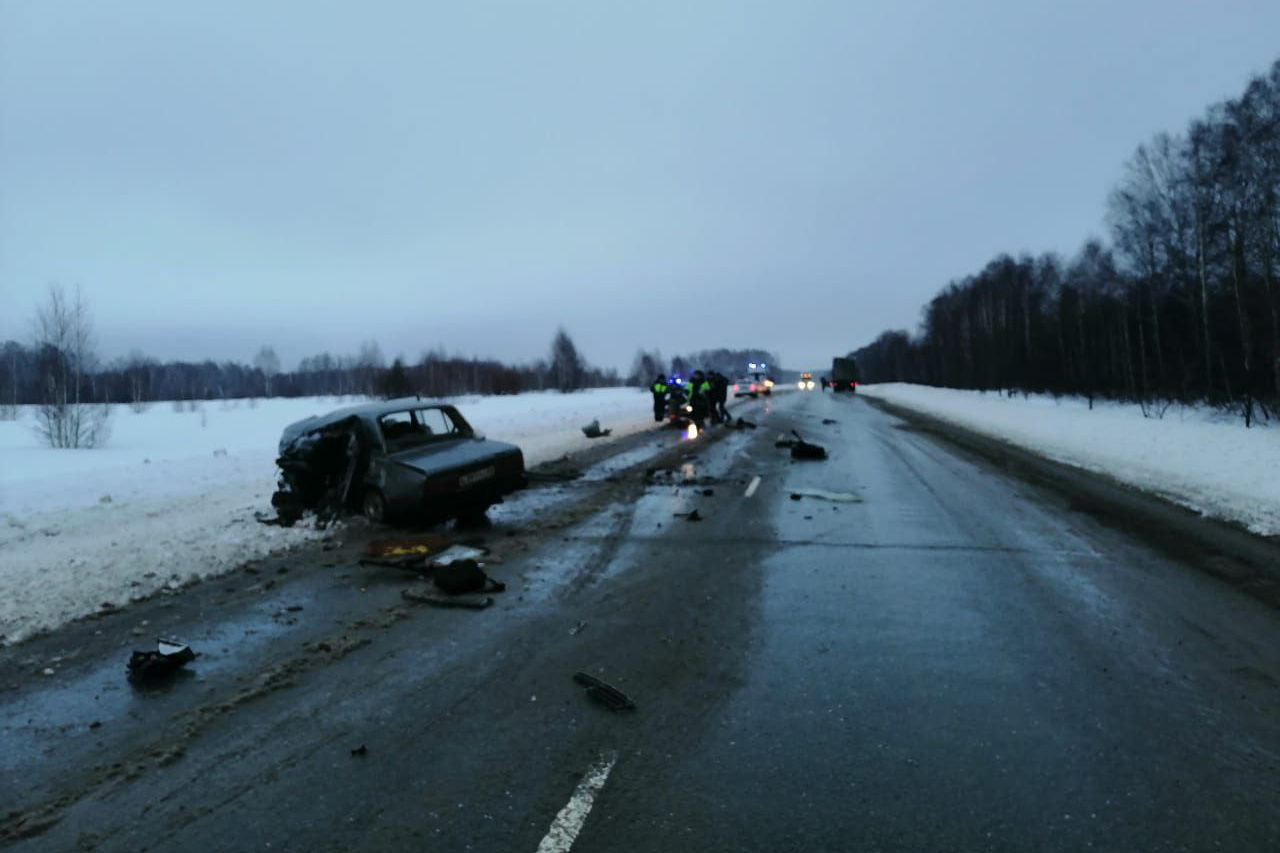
[
  {"xmin": 573, "ymin": 672, "xmax": 636, "ymax": 711},
  {"xmin": 400, "ymin": 588, "xmax": 494, "ymax": 609},
  {"xmin": 127, "ymin": 638, "xmax": 195, "ymax": 683},
  {"xmin": 570, "ymin": 620, "xmax": 588, "ymax": 636},
  {"xmin": 789, "ymin": 488, "xmax": 862, "ymax": 503},
  {"xmin": 674, "ymin": 509, "xmax": 703, "ymax": 521}
]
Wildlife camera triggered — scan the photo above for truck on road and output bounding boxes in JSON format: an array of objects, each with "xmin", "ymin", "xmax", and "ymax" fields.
[{"xmin": 831, "ymin": 356, "xmax": 859, "ymax": 392}]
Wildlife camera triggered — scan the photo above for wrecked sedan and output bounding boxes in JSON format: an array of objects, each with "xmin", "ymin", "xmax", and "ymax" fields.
[{"xmin": 271, "ymin": 399, "xmax": 525, "ymax": 525}]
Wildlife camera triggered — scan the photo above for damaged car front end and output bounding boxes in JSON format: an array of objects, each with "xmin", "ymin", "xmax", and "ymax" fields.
[{"xmin": 270, "ymin": 399, "xmax": 525, "ymax": 526}]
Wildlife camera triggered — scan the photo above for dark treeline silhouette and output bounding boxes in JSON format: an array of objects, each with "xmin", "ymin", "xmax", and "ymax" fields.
[
  {"xmin": 0, "ymin": 329, "xmax": 620, "ymax": 409},
  {"xmin": 625, "ymin": 348, "xmax": 781, "ymax": 385},
  {"xmin": 856, "ymin": 58, "xmax": 1280, "ymax": 425}
]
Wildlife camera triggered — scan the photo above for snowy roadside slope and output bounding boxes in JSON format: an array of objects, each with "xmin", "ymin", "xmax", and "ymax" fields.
[
  {"xmin": 860, "ymin": 383, "xmax": 1280, "ymax": 537},
  {"xmin": 0, "ymin": 388, "xmax": 650, "ymax": 644}
]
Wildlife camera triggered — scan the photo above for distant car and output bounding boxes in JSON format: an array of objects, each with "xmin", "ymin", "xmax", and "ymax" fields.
[
  {"xmin": 733, "ymin": 372, "xmax": 774, "ymax": 398},
  {"xmin": 273, "ymin": 399, "xmax": 525, "ymax": 524},
  {"xmin": 797, "ymin": 372, "xmax": 816, "ymax": 391}
]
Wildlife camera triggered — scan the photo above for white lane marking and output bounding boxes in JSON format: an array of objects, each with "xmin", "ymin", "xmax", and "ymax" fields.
[
  {"xmin": 536, "ymin": 752, "xmax": 618, "ymax": 853},
  {"xmin": 744, "ymin": 475, "xmax": 762, "ymax": 498}
]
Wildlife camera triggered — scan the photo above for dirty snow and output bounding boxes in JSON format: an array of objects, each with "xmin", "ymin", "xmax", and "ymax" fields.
[
  {"xmin": 860, "ymin": 383, "xmax": 1280, "ymax": 536},
  {"xmin": 0, "ymin": 389, "xmax": 652, "ymax": 644}
]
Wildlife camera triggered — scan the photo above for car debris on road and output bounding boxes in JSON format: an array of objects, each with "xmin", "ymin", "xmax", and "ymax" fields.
[
  {"xmin": 581, "ymin": 419, "xmax": 613, "ymax": 438},
  {"xmin": 784, "ymin": 430, "xmax": 827, "ymax": 460},
  {"xmin": 573, "ymin": 672, "xmax": 636, "ymax": 711},
  {"xmin": 789, "ymin": 489, "xmax": 862, "ymax": 503},
  {"xmin": 127, "ymin": 638, "xmax": 196, "ymax": 684}
]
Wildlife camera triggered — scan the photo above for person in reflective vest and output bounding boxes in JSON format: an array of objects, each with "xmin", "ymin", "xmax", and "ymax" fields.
[
  {"xmin": 687, "ymin": 370, "xmax": 712, "ymax": 428},
  {"xmin": 650, "ymin": 374, "xmax": 669, "ymax": 423}
]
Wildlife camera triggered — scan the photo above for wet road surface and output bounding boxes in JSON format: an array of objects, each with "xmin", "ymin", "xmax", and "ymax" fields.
[{"xmin": 3, "ymin": 391, "xmax": 1280, "ymax": 851}]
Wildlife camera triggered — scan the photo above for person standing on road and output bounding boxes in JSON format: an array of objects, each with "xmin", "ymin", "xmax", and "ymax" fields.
[
  {"xmin": 711, "ymin": 372, "xmax": 730, "ymax": 423},
  {"xmin": 688, "ymin": 370, "xmax": 712, "ymax": 429},
  {"xmin": 650, "ymin": 374, "xmax": 669, "ymax": 423}
]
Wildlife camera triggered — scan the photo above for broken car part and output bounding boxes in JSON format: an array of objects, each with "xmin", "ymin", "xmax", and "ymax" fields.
[
  {"xmin": 789, "ymin": 488, "xmax": 862, "ymax": 503},
  {"xmin": 573, "ymin": 672, "xmax": 637, "ymax": 711},
  {"xmin": 127, "ymin": 638, "xmax": 195, "ymax": 683}
]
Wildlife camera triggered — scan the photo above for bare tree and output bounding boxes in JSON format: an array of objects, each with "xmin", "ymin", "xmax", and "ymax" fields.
[
  {"xmin": 253, "ymin": 345, "xmax": 282, "ymax": 397},
  {"xmin": 32, "ymin": 284, "xmax": 110, "ymax": 448}
]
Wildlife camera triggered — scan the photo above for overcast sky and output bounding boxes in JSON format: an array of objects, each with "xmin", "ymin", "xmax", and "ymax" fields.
[{"xmin": 3, "ymin": 1, "xmax": 1279, "ymax": 373}]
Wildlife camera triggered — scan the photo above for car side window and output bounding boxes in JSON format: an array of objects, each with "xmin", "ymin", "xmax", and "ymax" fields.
[
  {"xmin": 418, "ymin": 408, "xmax": 457, "ymax": 437},
  {"xmin": 379, "ymin": 408, "xmax": 467, "ymax": 451}
]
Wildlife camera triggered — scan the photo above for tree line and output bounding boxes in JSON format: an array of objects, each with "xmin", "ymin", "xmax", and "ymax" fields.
[
  {"xmin": 1, "ymin": 291, "xmax": 620, "ymax": 427},
  {"xmin": 855, "ymin": 58, "xmax": 1280, "ymax": 424}
]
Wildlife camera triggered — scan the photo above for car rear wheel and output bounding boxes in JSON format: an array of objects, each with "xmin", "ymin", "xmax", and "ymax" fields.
[{"xmin": 362, "ymin": 489, "xmax": 387, "ymax": 524}]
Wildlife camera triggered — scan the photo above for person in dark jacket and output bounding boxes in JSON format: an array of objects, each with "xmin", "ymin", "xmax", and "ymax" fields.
[
  {"xmin": 687, "ymin": 370, "xmax": 712, "ymax": 429},
  {"xmin": 710, "ymin": 372, "xmax": 730, "ymax": 423},
  {"xmin": 650, "ymin": 374, "xmax": 669, "ymax": 423}
]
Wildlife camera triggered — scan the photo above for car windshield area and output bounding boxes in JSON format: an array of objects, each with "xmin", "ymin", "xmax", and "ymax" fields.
[{"xmin": 378, "ymin": 407, "xmax": 472, "ymax": 452}]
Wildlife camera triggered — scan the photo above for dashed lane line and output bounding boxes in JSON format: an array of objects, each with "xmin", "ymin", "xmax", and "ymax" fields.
[{"xmin": 535, "ymin": 751, "xmax": 618, "ymax": 853}]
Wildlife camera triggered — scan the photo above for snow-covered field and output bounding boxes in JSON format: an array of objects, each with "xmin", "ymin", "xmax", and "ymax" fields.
[
  {"xmin": 860, "ymin": 383, "xmax": 1280, "ymax": 537},
  {"xmin": 0, "ymin": 389, "xmax": 652, "ymax": 644}
]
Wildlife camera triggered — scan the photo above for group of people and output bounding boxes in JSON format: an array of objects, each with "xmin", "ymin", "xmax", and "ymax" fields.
[{"xmin": 650, "ymin": 370, "xmax": 731, "ymax": 429}]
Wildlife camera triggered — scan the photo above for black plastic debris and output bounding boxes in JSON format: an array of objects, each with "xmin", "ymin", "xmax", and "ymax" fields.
[
  {"xmin": 570, "ymin": 620, "xmax": 588, "ymax": 636},
  {"xmin": 787, "ymin": 430, "xmax": 827, "ymax": 460},
  {"xmin": 727, "ymin": 418, "xmax": 758, "ymax": 430},
  {"xmin": 433, "ymin": 559, "xmax": 506, "ymax": 595},
  {"xmin": 792, "ymin": 442, "xmax": 827, "ymax": 460},
  {"xmin": 581, "ymin": 419, "xmax": 613, "ymax": 439},
  {"xmin": 573, "ymin": 672, "xmax": 636, "ymax": 711},
  {"xmin": 701, "ymin": 488, "xmax": 715, "ymax": 497},
  {"xmin": 350, "ymin": 745, "xmax": 368, "ymax": 757},
  {"xmin": 790, "ymin": 493, "xmax": 803, "ymax": 501},
  {"xmin": 821, "ymin": 418, "xmax": 838, "ymax": 425},
  {"xmin": 127, "ymin": 638, "xmax": 195, "ymax": 683},
  {"xmin": 674, "ymin": 509, "xmax": 703, "ymax": 521}
]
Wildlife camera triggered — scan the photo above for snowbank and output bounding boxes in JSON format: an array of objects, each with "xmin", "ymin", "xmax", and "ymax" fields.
[
  {"xmin": 0, "ymin": 389, "xmax": 651, "ymax": 643},
  {"xmin": 860, "ymin": 383, "xmax": 1280, "ymax": 536}
]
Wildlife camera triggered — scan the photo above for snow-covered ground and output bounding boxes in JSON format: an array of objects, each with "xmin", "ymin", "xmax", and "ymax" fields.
[
  {"xmin": 860, "ymin": 383, "xmax": 1280, "ymax": 537},
  {"xmin": 0, "ymin": 389, "xmax": 652, "ymax": 644}
]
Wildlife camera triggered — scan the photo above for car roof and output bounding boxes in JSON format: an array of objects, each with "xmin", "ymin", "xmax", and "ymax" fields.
[{"xmin": 279, "ymin": 397, "xmax": 453, "ymax": 446}]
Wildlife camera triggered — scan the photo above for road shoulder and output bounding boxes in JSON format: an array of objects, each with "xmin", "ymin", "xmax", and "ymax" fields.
[{"xmin": 863, "ymin": 395, "xmax": 1280, "ymax": 609}]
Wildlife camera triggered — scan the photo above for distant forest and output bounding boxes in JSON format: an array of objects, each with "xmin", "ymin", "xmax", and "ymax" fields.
[
  {"xmin": 0, "ymin": 326, "xmax": 622, "ymax": 411},
  {"xmin": 855, "ymin": 58, "xmax": 1280, "ymax": 424}
]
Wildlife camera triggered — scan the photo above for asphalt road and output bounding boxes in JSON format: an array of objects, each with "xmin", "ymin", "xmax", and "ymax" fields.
[{"xmin": 4, "ymin": 391, "xmax": 1280, "ymax": 852}]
